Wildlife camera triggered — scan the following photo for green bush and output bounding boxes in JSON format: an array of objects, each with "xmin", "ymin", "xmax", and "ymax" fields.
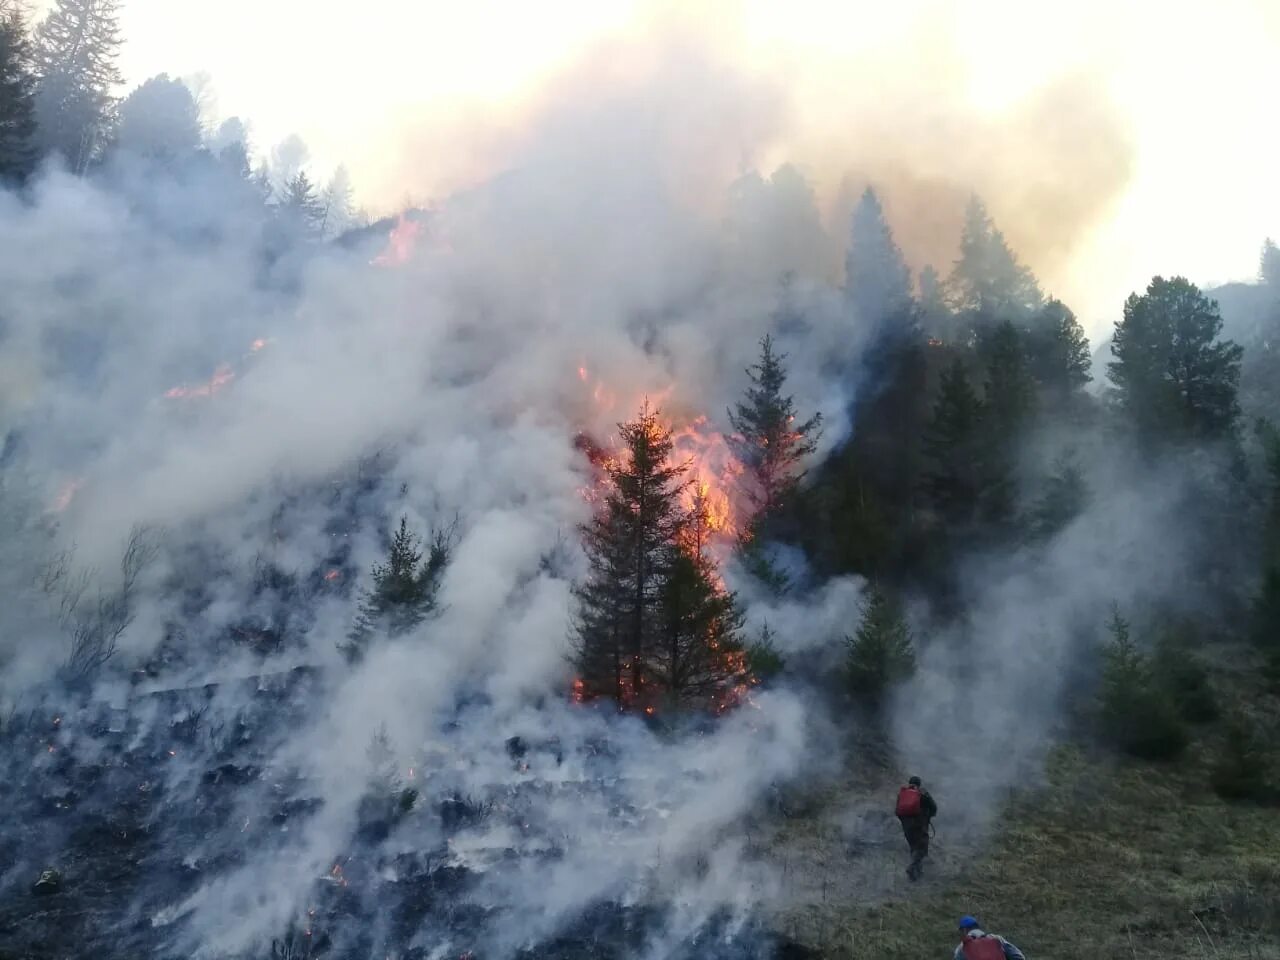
[
  {"xmin": 1210, "ymin": 712, "xmax": 1275, "ymax": 803},
  {"xmin": 745, "ymin": 623, "xmax": 785, "ymax": 682},
  {"xmin": 845, "ymin": 584, "xmax": 916, "ymax": 707},
  {"xmin": 1098, "ymin": 609, "xmax": 1188, "ymax": 761},
  {"xmin": 1153, "ymin": 630, "xmax": 1219, "ymax": 724}
]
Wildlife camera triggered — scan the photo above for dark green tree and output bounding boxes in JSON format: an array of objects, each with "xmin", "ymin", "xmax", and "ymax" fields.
[
  {"xmin": 1029, "ymin": 452, "xmax": 1088, "ymax": 540},
  {"xmin": 921, "ymin": 359, "xmax": 985, "ymax": 524},
  {"xmin": 278, "ymin": 170, "xmax": 326, "ymax": 236},
  {"xmin": 1097, "ymin": 608, "xmax": 1187, "ymax": 760},
  {"xmin": 115, "ymin": 73, "xmax": 201, "ymax": 160},
  {"xmin": 844, "ymin": 583, "xmax": 916, "ymax": 708},
  {"xmin": 342, "ymin": 516, "xmax": 449, "ymax": 661},
  {"xmin": 1026, "ymin": 298, "xmax": 1092, "ymax": 395},
  {"xmin": 917, "ymin": 264, "xmax": 953, "ymax": 342},
  {"xmin": 727, "ymin": 334, "xmax": 823, "ymax": 519},
  {"xmin": 1108, "ymin": 276, "xmax": 1244, "ymax": 442},
  {"xmin": 1210, "ymin": 711, "xmax": 1273, "ymax": 803},
  {"xmin": 0, "ymin": 7, "xmax": 37, "ymax": 183},
  {"xmin": 948, "ymin": 196, "xmax": 1042, "ymax": 334},
  {"xmin": 32, "ymin": 0, "xmax": 122, "ymax": 173},
  {"xmin": 845, "ymin": 186, "xmax": 913, "ymax": 329},
  {"xmin": 1255, "ymin": 421, "xmax": 1280, "ymax": 680},
  {"xmin": 572, "ymin": 402, "xmax": 688, "ymax": 706},
  {"xmin": 979, "ymin": 320, "xmax": 1037, "ymax": 522}
]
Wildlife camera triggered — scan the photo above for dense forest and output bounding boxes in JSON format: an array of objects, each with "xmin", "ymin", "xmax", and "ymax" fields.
[{"xmin": 2, "ymin": 1, "xmax": 1280, "ymax": 959}]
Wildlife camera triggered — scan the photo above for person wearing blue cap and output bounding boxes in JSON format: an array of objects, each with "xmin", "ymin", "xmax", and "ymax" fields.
[{"xmin": 952, "ymin": 916, "xmax": 1026, "ymax": 960}]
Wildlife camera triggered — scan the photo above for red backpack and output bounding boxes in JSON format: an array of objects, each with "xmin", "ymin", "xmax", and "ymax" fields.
[
  {"xmin": 895, "ymin": 785, "xmax": 922, "ymax": 817},
  {"xmin": 961, "ymin": 935, "xmax": 1005, "ymax": 960}
]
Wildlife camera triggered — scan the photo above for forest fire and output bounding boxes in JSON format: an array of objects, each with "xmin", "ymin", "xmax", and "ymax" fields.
[
  {"xmin": 50, "ymin": 477, "xmax": 84, "ymax": 513},
  {"xmin": 164, "ymin": 364, "xmax": 234, "ymax": 400},
  {"xmin": 372, "ymin": 214, "xmax": 422, "ymax": 267}
]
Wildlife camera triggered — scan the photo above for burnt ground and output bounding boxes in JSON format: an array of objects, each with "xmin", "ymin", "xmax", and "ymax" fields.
[{"xmin": 0, "ymin": 669, "xmax": 820, "ymax": 960}]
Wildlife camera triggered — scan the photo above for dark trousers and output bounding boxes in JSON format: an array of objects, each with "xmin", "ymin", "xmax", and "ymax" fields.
[{"xmin": 901, "ymin": 817, "xmax": 929, "ymax": 879}]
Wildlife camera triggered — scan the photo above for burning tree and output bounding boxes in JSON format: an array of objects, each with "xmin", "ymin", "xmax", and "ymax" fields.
[
  {"xmin": 341, "ymin": 516, "xmax": 449, "ymax": 662},
  {"xmin": 572, "ymin": 402, "xmax": 747, "ymax": 711}
]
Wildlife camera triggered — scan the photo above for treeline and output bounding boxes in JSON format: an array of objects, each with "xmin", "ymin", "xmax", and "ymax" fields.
[{"xmin": 0, "ymin": 0, "xmax": 359, "ymax": 235}]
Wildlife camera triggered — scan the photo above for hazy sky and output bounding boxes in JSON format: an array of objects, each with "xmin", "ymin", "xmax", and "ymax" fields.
[{"xmin": 44, "ymin": 0, "xmax": 1280, "ymax": 326}]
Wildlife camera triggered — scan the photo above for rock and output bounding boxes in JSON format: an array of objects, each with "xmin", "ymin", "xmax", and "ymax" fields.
[{"xmin": 32, "ymin": 869, "xmax": 62, "ymax": 896}]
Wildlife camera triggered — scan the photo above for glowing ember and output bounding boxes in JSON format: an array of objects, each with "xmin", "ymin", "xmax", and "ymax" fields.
[
  {"xmin": 250, "ymin": 338, "xmax": 268, "ymax": 352},
  {"xmin": 50, "ymin": 477, "xmax": 84, "ymax": 513},
  {"xmin": 164, "ymin": 363, "xmax": 235, "ymax": 400},
  {"xmin": 372, "ymin": 214, "xmax": 422, "ymax": 267},
  {"xmin": 323, "ymin": 569, "xmax": 341, "ymax": 581}
]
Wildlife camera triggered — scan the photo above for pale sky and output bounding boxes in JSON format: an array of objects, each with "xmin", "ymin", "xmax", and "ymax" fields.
[{"xmin": 41, "ymin": 0, "xmax": 1280, "ymax": 327}]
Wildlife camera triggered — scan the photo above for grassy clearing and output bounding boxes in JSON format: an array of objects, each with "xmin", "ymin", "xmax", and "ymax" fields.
[{"xmin": 764, "ymin": 647, "xmax": 1280, "ymax": 960}]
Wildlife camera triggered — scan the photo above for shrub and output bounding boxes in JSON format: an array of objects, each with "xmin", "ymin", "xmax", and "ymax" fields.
[
  {"xmin": 1153, "ymin": 629, "xmax": 1219, "ymax": 724},
  {"xmin": 845, "ymin": 584, "xmax": 916, "ymax": 707},
  {"xmin": 1210, "ymin": 712, "xmax": 1275, "ymax": 803},
  {"xmin": 1098, "ymin": 609, "xmax": 1188, "ymax": 760}
]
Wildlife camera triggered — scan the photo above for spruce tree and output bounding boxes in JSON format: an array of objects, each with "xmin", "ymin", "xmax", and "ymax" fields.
[
  {"xmin": 320, "ymin": 164, "xmax": 356, "ymax": 237},
  {"xmin": 32, "ymin": 0, "xmax": 122, "ymax": 173},
  {"xmin": 115, "ymin": 73, "xmax": 201, "ymax": 160},
  {"xmin": 1098, "ymin": 608, "xmax": 1187, "ymax": 760},
  {"xmin": 980, "ymin": 320, "xmax": 1036, "ymax": 522},
  {"xmin": 1108, "ymin": 276, "xmax": 1243, "ymax": 443},
  {"xmin": 278, "ymin": 171, "xmax": 325, "ymax": 236},
  {"xmin": 572, "ymin": 402, "xmax": 688, "ymax": 706},
  {"xmin": 727, "ymin": 334, "xmax": 822, "ymax": 519},
  {"xmin": 1029, "ymin": 452, "xmax": 1088, "ymax": 540},
  {"xmin": 948, "ymin": 196, "xmax": 1042, "ymax": 332},
  {"xmin": 844, "ymin": 584, "xmax": 916, "ymax": 708},
  {"xmin": 0, "ymin": 7, "xmax": 36, "ymax": 183},
  {"xmin": 918, "ymin": 264, "xmax": 953, "ymax": 342},
  {"xmin": 342, "ymin": 517, "xmax": 449, "ymax": 661},
  {"xmin": 845, "ymin": 187, "xmax": 913, "ymax": 330},
  {"xmin": 921, "ymin": 359, "xmax": 985, "ymax": 524},
  {"xmin": 1026, "ymin": 298, "xmax": 1092, "ymax": 395}
]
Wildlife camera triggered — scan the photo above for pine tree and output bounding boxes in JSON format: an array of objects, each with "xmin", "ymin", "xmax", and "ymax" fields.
[
  {"xmin": 1098, "ymin": 607, "xmax": 1187, "ymax": 760},
  {"xmin": 979, "ymin": 320, "xmax": 1037, "ymax": 522},
  {"xmin": 342, "ymin": 517, "xmax": 449, "ymax": 662},
  {"xmin": 0, "ymin": 7, "xmax": 36, "ymax": 183},
  {"xmin": 1029, "ymin": 452, "xmax": 1088, "ymax": 540},
  {"xmin": 1261, "ymin": 238, "xmax": 1280, "ymax": 290},
  {"xmin": 845, "ymin": 187, "xmax": 913, "ymax": 330},
  {"xmin": 115, "ymin": 73, "xmax": 201, "ymax": 160},
  {"xmin": 727, "ymin": 334, "xmax": 823, "ymax": 520},
  {"xmin": 1026, "ymin": 298, "xmax": 1092, "ymax": 395},
  {"xmin": 1108, "ymin": 276, "xmax": 1244, "ymax": 443},
  {"xmin": 918, "ymin": 264, "xmax": 953, "ymax": 342},
  {"xmin": 921, "ymin": 359, "xmax": 985, "ymax": 524},
  {"xmin": 278, "ymin": 171, "xmax": 325, "ymax": 236},
  {"xmin": 320, "ymin": 164, "xmax": 355, "ymax": 237},
  {"xmin": 844, "ymin": 584, "xmax": 916, "ymax": 707},
  {"xmin": 572, "ymin": 402, "xmax": 688, "ymax": 706},
  {"xmin": 32, "ymin": 0, "xmax": 122, "ymax": 173},
  {"xmin": 1210, "ymin": 711, "xmax": 1272, "ymax": 802},
  {"xmin": 949, "ymin": 196, "xmax": 1042, "ymax": 335}
]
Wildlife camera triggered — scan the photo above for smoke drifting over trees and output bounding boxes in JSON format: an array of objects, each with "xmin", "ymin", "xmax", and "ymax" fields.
[{"xmin": 0, "ymin": 3, "xmax": 1278, "ymax": 959}]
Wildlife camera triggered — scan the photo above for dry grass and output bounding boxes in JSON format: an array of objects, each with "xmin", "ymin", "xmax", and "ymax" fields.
[{"xmin": 764, "ymin": 744, "xmax": 1280, "ymax": 960}]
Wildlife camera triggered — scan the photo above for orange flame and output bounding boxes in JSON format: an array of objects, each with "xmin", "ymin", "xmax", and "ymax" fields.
[
  {"xmin": 164, "ymin": 363, "xmax": 235, "ymax": 400},
  {"xmin": 51, "ymin": 477, "xmax": 84, "ymax": 513},
  {"xmin": 323, "ymin": 569, "xmax": 342, "ymax": 581},
  {"xmin": 372, "ymin": 214, "xmax": 422, "ymax": 267}
]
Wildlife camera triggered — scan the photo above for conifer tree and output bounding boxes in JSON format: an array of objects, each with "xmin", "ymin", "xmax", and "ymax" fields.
[
  {"xmin": 1026, "ymin": 298, "xmax": 1092, "ymax": 395},
  {"xmin": 1255, "ymin": 421, "xmax": 1280, "ymax": 680},
  {"xmin": 1029, "ymin": 452, "xmax": 1088, "ymax": 540},
  {"xmin": 342, "ymin": 516, "xmax": 449, "ymax": 661},
  {"xmin": 115, "ymin": 73, "xmax": 201, "ymax": 160},
  {"xmin": 572, "ymin": 402, "xmax": 688, "ymax": 705},
  {"xmin": 1098, "ymin": 607, "xmax": 1187, "ymax": 760},
  {"xmin": 844, "ymin": 584, "xmax": 916, "ymax": 707},
  {"xmin": 32, "ymin": 0, "xmax": 122, "ymax": 173},
  {"xmin": 320, "ymin": 164, "xmax": 356, "ymax": 237},
  {"xmin": 0, "ymin": 7, "xmax": 37, "ymax": 183},
  {"xmin": 979, "ymin": 320, "xmax": 1037, "ymax": 522},
  {"xmin": 1108, "ymin": 276, "xmax": 1243, "ymax": 442},
  {"xmin": 949, "ymin": 196, "xmax": 1042, "ymax": 335},
  {"xmin": 921, "ymin": 359, "xmax": 985, "ymax": 524},
  {"xmin": 845, "ymin": 187, "xmax": 913, "ymax": 330},
  {"xmin": 278, "ymin": 171, "xmax": 325, "ymax": 236},
  {"xmin": 918, "ymin": 264, "xmax": 953, "ymax": 341},
  {"xmin": 727, "ymin": 334, "xmax": 823, "ymax": 519},
  {"xmin": 1261, "ymin": 238, "xmax": 1280, "ymax": 290}
]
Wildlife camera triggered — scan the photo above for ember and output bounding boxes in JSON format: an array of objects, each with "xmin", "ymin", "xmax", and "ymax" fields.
[{"xmin": 372, "ymin": 214, "xmax": 422, "ymax": 266}]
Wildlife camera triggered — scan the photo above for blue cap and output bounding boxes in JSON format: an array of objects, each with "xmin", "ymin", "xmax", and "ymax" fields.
[{"xmin": 958, "ymin": 916, "xmax": 979, "ymax": 930}]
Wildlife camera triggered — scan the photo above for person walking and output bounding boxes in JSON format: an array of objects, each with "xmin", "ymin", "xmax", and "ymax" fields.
[{"xmin": 894, "ymin": 775, "xmax": 937, "ymax": 881}]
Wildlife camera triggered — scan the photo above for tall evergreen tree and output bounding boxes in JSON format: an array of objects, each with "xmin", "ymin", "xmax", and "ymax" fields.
[
  {"xmin": 573, "ymin": 402, "xmax": 688, "ymax": 706},
  {"xmin": 845, "ymin": 187, "xmax": 913, "ymax": 331},
  {"xmin": 948, "ymin": 196, "xmax": 1042, "ymax": 335},
  {"xmin": 1261, "ymin": 238, "xmax": 1280, "ymax": 291},
  {"xmin": 917, "ymin": 264, "xmax": 953, "ymax": 342},
  {"xmin": 727, "ymin": 334, "xmax": 823, "ymax": 520},
  {"xmin": 1026, "ymin": 298, "xmax": 1092, "ymax": 395},
  {"xmin": 1029, "ymin": 451, "xmax": 1088, "ymax": 540},
  {"xmin": 1108, "ymin": 276, "xmax": 1244, "ymax": 442},
  {"xmin": 342, "ymin": 517, "xmax": 449, "ymax": 662},
  {"xmin": 115, "ymin": 73, "xmax": 201, "ymax": 160},
  {"xmin": 278, "ymin": 170, "xmax": 325, "ymax": 236},
  {"xmin": 320, "ymin": 164, "xmax": 356, "ymax": 237},
  {"xmin": 0, "ymin": 7, "xmax": 36, "ymax": 183},
  {"xmin": 844, "ymin": 583, "xmax": 916, "ymax": 708},
  {"xmin": 32, "ymin": 0, "xmax": 122, "ymax": 173},
  {"xmin": 921, "ymin": 359, "xmax": 985, "ymax": 524},
  {"xmin": 1255, "ymin": 421, "xmax": 1280, "ymax": 679}
]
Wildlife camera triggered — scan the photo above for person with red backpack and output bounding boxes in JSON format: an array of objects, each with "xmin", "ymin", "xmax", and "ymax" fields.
[
  {"xmin": 952, "ymin": 915, "xmax": 1026, "ymax": 959},
  {"xmin": 894, "ymin": 775, "xmax": 937, "ymax": 881}
]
